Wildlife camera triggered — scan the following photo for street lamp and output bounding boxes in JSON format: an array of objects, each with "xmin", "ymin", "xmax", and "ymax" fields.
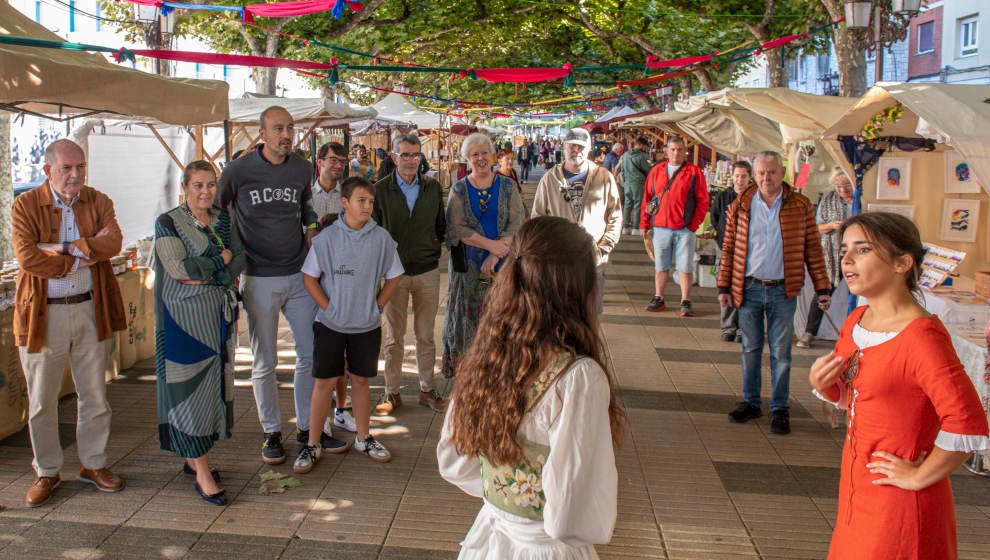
[
  {"xmin": 845, "ymin": 1, "xmax": 915, "ymax": 83},
  {"xmin": 844, "ymin": 1, "xmax": 873, "ymax": 29},
  {"xmin": 892, "ymin": 0, "xmax": 923, "ymax": 16}
]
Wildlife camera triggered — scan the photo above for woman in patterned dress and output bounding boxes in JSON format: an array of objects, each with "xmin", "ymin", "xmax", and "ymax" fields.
[
  {"xmin": 440, "ymin": 133, "xmax": 524, "ymax": 378},
  {"xmin": 438, "ymin": 216, "xmax": 625, "ymax": 559},
  {"xmin": 810, "ymin": 212, "xmax": 989, "ymax": 559},
  {"xmin": 154, "ymin": 160, "xmax": 245, "ymax": 506},
  {"xmin": 350, "ymin": 145, "xmax": 375, "ymax": 181}
]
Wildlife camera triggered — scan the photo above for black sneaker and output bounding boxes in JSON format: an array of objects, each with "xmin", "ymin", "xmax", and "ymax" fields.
[
  {"xmin": 770, "ymin": 410, "xmax": 791, "ymax": 435},
  {"xmin": 720, "ymin": 332, "xmax": 735, "ymax": 342},
  {"xmin": 679, "ymin": 299, "xmax": 694, "ymax": 317},
  {"xmin": 728, "ymin": 402, "xmax": 761, "ymax": 423},
  {"xmin": 298, "ymin": 428, "xmax": 351, "ymax": 453},
  {"xmin": 262, "ymin": 431, "xmax": 285, "ymax": 464},
  {"xmin": 320, "ymin": 431, "xmax": 351, "ymax": 454},
  {"xmin": 645, "ymin": 295, "xmax": 665, "ymax": 312}
]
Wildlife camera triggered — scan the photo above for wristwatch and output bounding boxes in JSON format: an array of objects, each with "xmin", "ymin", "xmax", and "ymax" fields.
[{"xmin": 62, "ymin": 241, "xmax": 71, "ymax": 255}]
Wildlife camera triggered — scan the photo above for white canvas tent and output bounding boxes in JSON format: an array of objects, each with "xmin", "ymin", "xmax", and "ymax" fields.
[
  {"xmin": 371, "ymin": 92, "xmax": 443, "ymax": 130},
  {"xmin": 594, "ymin": 105, "xmax": 636, "ymax": 123},
  {"xmin": 227, "ymin": 97, "xmax": 376, "ymax": 127},
  {"xmin": 821, "ymin": 83, "xmax": 990, "ymax": 196},
  {"xmin": 0, "ymin": 0, "xmax": 228, "ymax": 125}
]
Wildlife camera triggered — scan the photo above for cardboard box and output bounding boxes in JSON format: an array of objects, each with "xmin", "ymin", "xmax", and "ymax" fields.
[
  {"xmin": 0, "ymin": 309, "xmax": 28, "ymax": 440},
  {"xmin": 117, "ymin": 270, "xmax": 141, "ymax": 370},
  {"xmin": 976, "ymin": 271, "xmax": 990, "ymax": 299},
  {"xmin": 134, "ymin": 268, "xmax": 156, "ymax": 362}
]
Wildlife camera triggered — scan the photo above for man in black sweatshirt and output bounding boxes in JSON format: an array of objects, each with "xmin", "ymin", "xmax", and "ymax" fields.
[
  {"xmin": 371, "ymin": 133, "xmax": 447, "ymax": 416},
  {"xmin": 218, "ymin": 106, "xmax": 330, "ymax": 465}
]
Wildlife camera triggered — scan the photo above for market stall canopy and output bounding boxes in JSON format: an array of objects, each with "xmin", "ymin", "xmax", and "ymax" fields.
[
  {"xmin": 821, "ymin": 83, "xmax": 990, "ymax": 195},
  {"xmin": 371, "ymin": 92, "xmax": 443, "ymax": 130},
  {"xmin": 0, "ymin": 0, "xmax": 228, "ymax": 125},
  {"xmin": 227, "ymin": 96, "xmax": 376, "ymax": 127},
  {"xmin": 595, "ymin": 105, "xmax": 636, "ymax": 123},
  {"xmin": 675, "ymin": 88, "xmax": 856, "ymax": 146},
  {"xmin": 616, "ymin": 103, "xmax": 782, "ymax": 156}
]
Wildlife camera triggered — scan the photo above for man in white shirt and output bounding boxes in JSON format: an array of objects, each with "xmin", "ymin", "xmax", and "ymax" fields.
[{"xmin": 313, "ymin": 142, "xmax": 346, "ymax": 221}]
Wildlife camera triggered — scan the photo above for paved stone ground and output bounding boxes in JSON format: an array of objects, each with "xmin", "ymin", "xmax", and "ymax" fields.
[{"xmin": 2, "ymin": 167, "xmax": 990, "ymax": 559}]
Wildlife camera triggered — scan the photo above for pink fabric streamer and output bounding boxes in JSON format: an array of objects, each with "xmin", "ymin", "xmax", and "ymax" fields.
[
  {"xmin": 646, "ymin": 54, "xmax": 713, "ymax": 68},
  {"xmin": 243, "ymin": 0, "xmax": 339, "ymax": 23},
  {"xmin": 761, "ymin": 34, "xmax": 801, "ymax": 50},
  {"xmin": 474, "ymin": 63, "xmax": 573, "ymax": 83},
  {"xmin": 129, "ymin": 49, "xmax": 337, "ymax": 70}
]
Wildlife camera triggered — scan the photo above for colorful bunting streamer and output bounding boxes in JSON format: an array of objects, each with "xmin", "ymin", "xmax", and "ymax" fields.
[{"xmin": 121, "ymin": 0, "xmax": 365, "ymax": 22}]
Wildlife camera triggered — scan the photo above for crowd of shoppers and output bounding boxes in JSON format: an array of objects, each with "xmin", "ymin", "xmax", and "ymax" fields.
[{"xmin": 12, "ymin": 110, "xmax": 989, "ymax": 560}]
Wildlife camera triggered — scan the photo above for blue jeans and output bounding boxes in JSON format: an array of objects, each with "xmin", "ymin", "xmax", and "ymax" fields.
[{"xmin": 738, "ymin": 279, "xmax": 797, "ymax": 412}]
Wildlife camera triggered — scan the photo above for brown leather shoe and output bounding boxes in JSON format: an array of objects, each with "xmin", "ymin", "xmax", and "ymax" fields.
[
  {"xmin": 79, "ymin": 467, "xmax": 124, "ymax": 492},
  {"xmin": 25, "ymin": 475, "xmax": 61, "ymax": 508},
  {"xmin": 419, "ymin": 390, "xmax": 448, "ymax": 413},
  {"xmin": 373, "ymin": 392, "xmax": 402, "ymax": 416}
]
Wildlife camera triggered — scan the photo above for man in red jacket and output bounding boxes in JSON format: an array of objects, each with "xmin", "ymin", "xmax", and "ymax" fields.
[{"xmin": 639, "ymin": 137, "xmax": 709, "ymax": 317}]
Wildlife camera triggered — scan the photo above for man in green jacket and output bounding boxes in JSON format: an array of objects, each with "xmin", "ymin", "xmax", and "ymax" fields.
[
  {"xmin": 372, "ymin": 134, "xmax": 448, "ymax": 416},
  {"xmin": 618, "ymin": 137, "xmax": 654, "ymax": 234}
]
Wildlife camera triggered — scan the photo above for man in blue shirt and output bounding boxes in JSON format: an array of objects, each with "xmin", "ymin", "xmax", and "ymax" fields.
[
  {"xmin": 371, "ymin": 134, "xmax": 448, "ymax": 417},
  {"xmin": 716, "ymin": 151, "xmax": 831, "ymax": 435}
]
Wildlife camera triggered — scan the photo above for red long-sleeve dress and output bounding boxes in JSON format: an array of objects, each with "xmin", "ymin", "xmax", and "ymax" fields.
[{"xmin": 826, "ymin": 307, "xmax": 989, "ymax": 560}]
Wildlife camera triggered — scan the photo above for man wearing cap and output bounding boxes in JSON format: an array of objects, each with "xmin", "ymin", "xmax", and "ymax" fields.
[{"xmin": 531, "ymin": 128, "xmax": 622, "ymax": 313}]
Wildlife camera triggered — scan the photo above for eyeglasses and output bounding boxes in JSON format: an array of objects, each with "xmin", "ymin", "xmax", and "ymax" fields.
[
  {"xmin": 394, "ymin": 152, "xmax": 420, "ymax": 161},
  {"xmin": 321, "ymin": 157, "xmax": 348, "ymax": 165}
]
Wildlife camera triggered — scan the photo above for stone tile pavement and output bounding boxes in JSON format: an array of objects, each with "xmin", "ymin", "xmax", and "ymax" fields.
[{"xmin": 2, "ymin": 173, "xmax": 990, "ymax": 559}]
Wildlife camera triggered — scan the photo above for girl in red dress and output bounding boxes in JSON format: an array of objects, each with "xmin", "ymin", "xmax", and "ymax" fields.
[{"xmin": 810, "ymin": 212, "xmax": 989, "ymax": 560}]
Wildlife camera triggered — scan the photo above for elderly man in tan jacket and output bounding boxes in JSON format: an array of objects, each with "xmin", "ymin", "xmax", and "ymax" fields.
[
  {"xmin": 531, "ymin": 128, "xmax": 622, "ymax": 313},
  {"xmin": 12, "ymin": 139, "xmax": 126, "ymax": 507}
]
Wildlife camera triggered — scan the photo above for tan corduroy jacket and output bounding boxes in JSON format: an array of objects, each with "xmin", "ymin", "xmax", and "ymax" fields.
[
  {"xmin": 531, "ymin": 161, "xmax": 622, "ymax": 265},
  {"xmin": 12, "ymin": 182, "xmax": 126, "ymax": 353},
  {"xmin": 716, "ymin": 183, "xmax": 830, "ymax": 308}
]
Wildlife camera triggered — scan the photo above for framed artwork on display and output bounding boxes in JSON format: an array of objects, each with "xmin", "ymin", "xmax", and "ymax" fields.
[
  {"xmin": 875, "ymin": 157, "xmax": 911, "ymax": 200},
  {"xmin": 944, "ymin": 151, "xmax": 982, "ymax": 194},
  {"xmin": 867, "ymin": 203, "xmax": 915, "ymax": 220},
  {"xmin": 939, "ymin": 199, "xmax": 981, "ymax": 243}
]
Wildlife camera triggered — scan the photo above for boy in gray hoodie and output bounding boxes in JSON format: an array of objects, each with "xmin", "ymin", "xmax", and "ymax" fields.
[{"xmin": 294, "ymin": 177, "xmax": 404, "ymax": 472}]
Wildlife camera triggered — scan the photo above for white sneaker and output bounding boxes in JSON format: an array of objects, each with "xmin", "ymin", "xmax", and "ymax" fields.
[
  {"xmin": 353, "ymin": 436, "xmax": 392, "ymax": 463},
  {"xmin": 293, "ymin": 444, "xmax": 322, "ymax": 474},
  {"xmin": 330, "ymin": 408, "xmax": 357, "ymax": 432}
]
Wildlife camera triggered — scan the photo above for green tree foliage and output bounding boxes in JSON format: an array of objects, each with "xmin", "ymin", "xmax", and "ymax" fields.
[{"xmin": 98, "ymin": 0, "xmax": 838, "ymax": 109}]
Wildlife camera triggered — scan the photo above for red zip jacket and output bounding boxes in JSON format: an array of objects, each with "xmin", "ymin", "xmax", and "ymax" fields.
[{"xmin": 639, "ymin": 161, "xmax": 709, "ymax": 232}]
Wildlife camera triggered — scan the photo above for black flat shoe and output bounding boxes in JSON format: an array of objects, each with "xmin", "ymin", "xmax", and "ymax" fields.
[
  {"xmin": 194, "ymin": 482, "xmax": 227, "ymax": 506},
  {"xmin": 183, "ymin": 462, "xmax": 221, "ymax": 483}
]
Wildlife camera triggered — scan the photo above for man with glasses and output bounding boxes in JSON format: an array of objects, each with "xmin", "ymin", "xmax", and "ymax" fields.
[
  {"xmin": 372, "ymin": 134, "xmax": 447, "ymax": 415},
  {"xmin": 313, "ymin": 142, "xmax": 347, "ymax": 220},
  {"xmin": 218, "ymin": 106, "xmax": 337, "ymax": 465}
]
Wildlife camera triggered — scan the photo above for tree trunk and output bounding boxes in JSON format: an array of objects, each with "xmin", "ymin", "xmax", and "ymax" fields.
[
  {"xmin": 764, "ymin": 48, "xmax": 786, "ymax": 87},
  {"xmin": 832, "ymin": 24, "xmax": 867, "ymax": 96},
  {"xmin": 677, "ymin": 75, "xmax": 693, "ymax": 99},
  {"xmin": 820, "ymin": 0, "xmax": 867, "ymax": 96},
  {"xmin": 0, "ymin": 113, "xmax": 13, "ymax": 261},
  {"xmin": 744, "ymin": 20, "xmax": 785, "ymax": 87},
  {"xmin": 693, "ymin": 68, "xmax": 715, "ymax": 92},
  {"xmin": 239, "ymin": 23, "xmax": 286, "ymax": 96},
  {"xmin": 252, "ymin": 67, "xmax": 278, "ymax": 96}
]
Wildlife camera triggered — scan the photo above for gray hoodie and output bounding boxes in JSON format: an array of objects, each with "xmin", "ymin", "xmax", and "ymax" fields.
[{"xmin": 300, "ymin": 216, "xmax": 403, "ymax": 333}]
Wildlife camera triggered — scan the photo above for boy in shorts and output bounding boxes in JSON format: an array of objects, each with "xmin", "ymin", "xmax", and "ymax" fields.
[{"xmin": 294, "ymin": 177, "xmax": 404, "ymax": 473}]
